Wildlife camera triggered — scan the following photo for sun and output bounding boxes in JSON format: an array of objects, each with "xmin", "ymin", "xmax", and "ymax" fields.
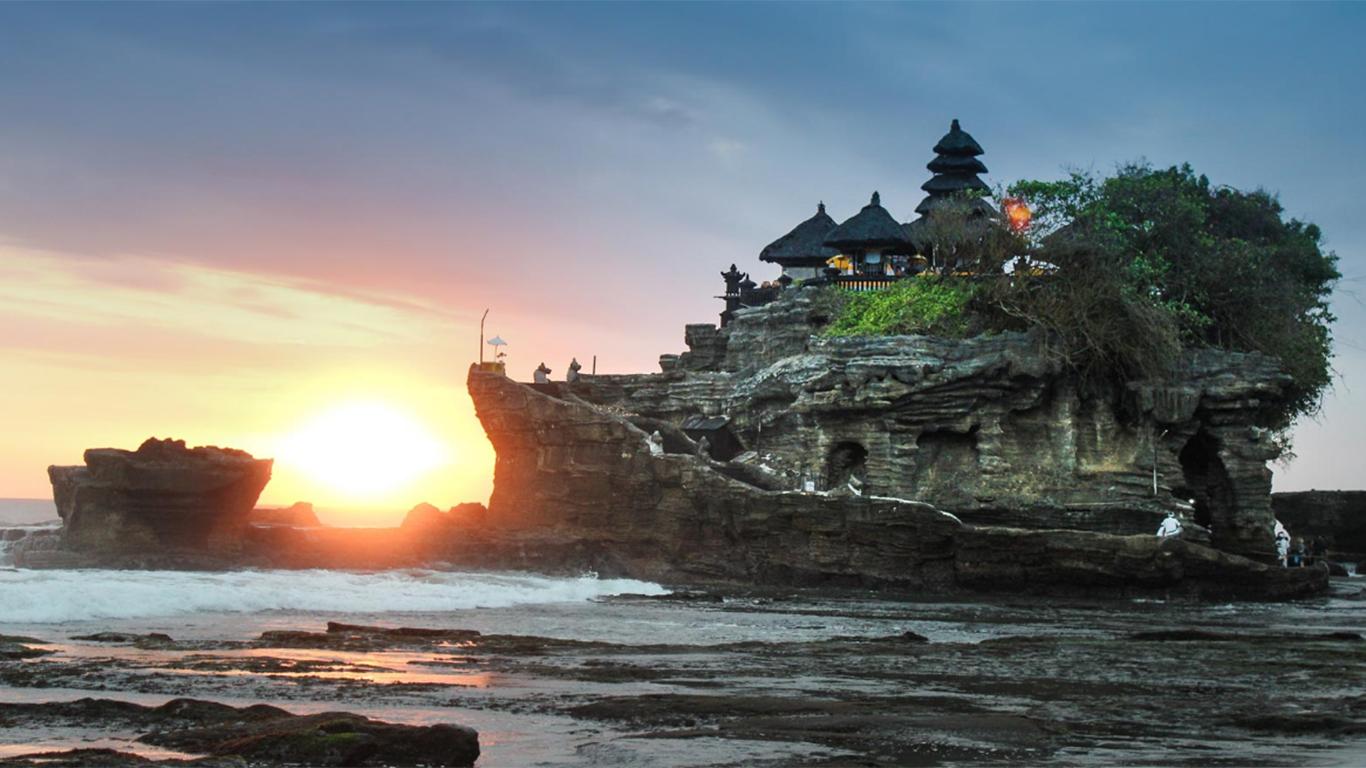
[{"xmin": 275, "ymin": 399, "xmax": 452, "ymax": 502}]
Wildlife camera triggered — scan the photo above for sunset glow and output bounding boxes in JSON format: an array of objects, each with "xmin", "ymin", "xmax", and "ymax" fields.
[{"xmin": 275, "ymin": 400, "xmax": 452, "ymax": 503}]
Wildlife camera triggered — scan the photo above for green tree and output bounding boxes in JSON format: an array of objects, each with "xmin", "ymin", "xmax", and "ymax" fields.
[{"xmin": 1008, "ymin": 163, "xmax": 1339, "ymax": 425}]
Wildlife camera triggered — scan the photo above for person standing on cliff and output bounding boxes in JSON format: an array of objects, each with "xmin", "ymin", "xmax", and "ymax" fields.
[
  {"xmin": 534, "ymin": 363, "xmax": 552, "ymax": 384},
  {"xmin": 567, "ymin": 358, "xmax": 582, "ymax": 383}
]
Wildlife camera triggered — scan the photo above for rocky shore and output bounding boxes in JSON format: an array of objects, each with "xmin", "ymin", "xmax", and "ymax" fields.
[
  {"xmin": 0, "ymin": 696, "xmax": 478, "ymax": 767},
  {"xmin": 0, "ymin": 584, "xmax": 1362, "ymax": 766}
]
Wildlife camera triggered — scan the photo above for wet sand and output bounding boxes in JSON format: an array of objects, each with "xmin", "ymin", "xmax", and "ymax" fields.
[{"xmin": 1, "ymin": 578, "xmax": 1363, "ymax": 766}]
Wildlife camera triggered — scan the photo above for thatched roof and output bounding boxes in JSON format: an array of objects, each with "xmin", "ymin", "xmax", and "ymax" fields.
[
  {"xmin": 824, "ymin": 192, "xmax": 912, "ymax": 251},
  {"xmin": 927, "ymin": 153, "xmax": 987, "ymax": 174},
  {"xmin": 932, "ymin": 119, "xmax": 984, "ymax": 156},
  {"xmin": 759, "ymin": 202, "xmax": 838, "ymax": 267},
  {"xmin": 914, "ymin": 194, "xmax": 998, "ymax": 217},
  {"xmin": 921, "ymin": 173, "xmax": 991, "ymax": 195}
]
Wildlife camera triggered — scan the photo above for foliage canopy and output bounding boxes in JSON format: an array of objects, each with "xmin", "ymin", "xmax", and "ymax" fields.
[{"xmin": 1006, "ymin": 163, "xmax": 1338, "ymax": 423}]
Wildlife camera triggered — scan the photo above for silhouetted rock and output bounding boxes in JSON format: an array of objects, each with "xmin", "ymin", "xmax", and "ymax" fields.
[
  {"xmin": 399, "ymin": 502, "xmax": 448, "ymax": 531},
  {"xmin": 249, "ymin": 501, "xmax": 321, "ymax": 527},
  {"xmin": 47, "ymin": 438, "xmax": 272, "ymax": 558}
]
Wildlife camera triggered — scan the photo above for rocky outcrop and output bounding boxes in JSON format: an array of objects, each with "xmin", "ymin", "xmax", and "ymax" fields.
[
  {"xmin": 468, "ymin": 368, "xmax": 1325, "ymax": 599},
  {"xmin": 0, "ymin": 697, "xmax": 478, "ymax": 767},
  {"xmin": 47, "ymin": 438, "xmax": 272, "ymax": 557},
  {"xmin": 1272, "ymin": 491, "xmax": 1366, "ymax": 559},
  {"xmin": 550, "ymin": 290, "xmax": 1293, "ymax": 562},
  {"xmin": 249, "ymin": 501, "xmax": 321, "ymax": 527},
  {"xmin": 400, "ymin": 502, "xmax": 487, "ymax": 533}
]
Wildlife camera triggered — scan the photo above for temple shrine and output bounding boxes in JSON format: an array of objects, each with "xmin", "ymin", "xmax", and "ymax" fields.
[{"xmin": 732, "ymin": 119, "xmax": 1001, "ymax": 323}]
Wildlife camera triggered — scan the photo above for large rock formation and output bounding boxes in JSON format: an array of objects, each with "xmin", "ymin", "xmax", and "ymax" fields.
[
  {"xmin": 1272, "ymin": 491, "xmax": 1366, "ymax": 559},
  {"xmin": 468, "ymin": 366, "xmax": 1324, "ymax": 600},
  {"xmin": 47, "ymin": 438, "xmax": 272, "ymax": 558},
  {"xmin": 550, "ymin": 290, "xmax": 1293, "ymax": 562}
]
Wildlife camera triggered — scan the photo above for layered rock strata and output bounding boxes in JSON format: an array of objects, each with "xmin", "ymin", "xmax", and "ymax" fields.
[
  {"xmin": 46, "ymin": 438, "xmax": 272, "ymax": 558},
  {"xmin": 468, "ymin": 367, "xmax": 1324, "ymax": 599},
  {"xmin": 550, "ymin": 290, "xmax": 1293, "ymax": 562}
]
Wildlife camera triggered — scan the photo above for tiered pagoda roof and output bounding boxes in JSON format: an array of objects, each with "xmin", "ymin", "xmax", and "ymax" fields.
[
  {"xmin": 759, "ymin": 202, "xmax": 838, "ymax": 268},
  {"xmin": 915, "ymin": 119, "xmax": 993, "ymax": 216}
]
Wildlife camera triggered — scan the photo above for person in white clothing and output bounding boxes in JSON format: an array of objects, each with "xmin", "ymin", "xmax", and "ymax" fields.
[
  {"xmin": 1156, "ymin": 511, "xmax": 1183, "ymax": 539},
  {"xmin": 1273, "ymin": 519, "xmax": 1291, "ymax": 567}
]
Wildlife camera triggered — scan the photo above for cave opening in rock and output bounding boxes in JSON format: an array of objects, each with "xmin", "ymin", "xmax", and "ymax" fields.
[
  {"xmin": 1176, "ymin": 430, "xmax": 1235, "ymax": 542},
  {"xmin": 825, "ymin": 442, "xmax": 868, "ymax": 491}
]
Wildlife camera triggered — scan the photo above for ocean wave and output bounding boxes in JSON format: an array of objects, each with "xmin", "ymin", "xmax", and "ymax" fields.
[{"xmin": 0, "ymin": 568, "xmax": 667, "ymax": 624}]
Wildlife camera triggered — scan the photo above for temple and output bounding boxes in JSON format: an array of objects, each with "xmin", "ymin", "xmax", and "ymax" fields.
[
  {"xmin": 461, "ymin": 116, "xmax": 1322, "ymax": 598},
  {"xmin": 734, "ymin": 119, "xmax": 998, "ymax": 321}
]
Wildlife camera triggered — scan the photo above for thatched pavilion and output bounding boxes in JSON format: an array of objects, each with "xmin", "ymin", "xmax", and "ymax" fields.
[
  {"xmin": 823, "ymin": 191, "xmax": 913, "ymax": 277},
  {"xmin": 758, "ymin": 202, "xmax": 838, "ymax": 281}
]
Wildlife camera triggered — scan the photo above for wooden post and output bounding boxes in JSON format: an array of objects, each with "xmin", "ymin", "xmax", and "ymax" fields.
[
  {"xmin": 1152, "ymin": 428, "xmax": 1168, "ymax": 496},
  {"xmin": 479, "ymin": 308, "xmax": 489, "ymax": 365},
  {"xmin": 592, "ymin": 355, "xmax": 597, "ymax": 375}
]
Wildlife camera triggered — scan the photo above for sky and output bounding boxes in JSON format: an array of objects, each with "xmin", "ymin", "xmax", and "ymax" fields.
[{"xmin": 2, "ymin": 2, "xmax": 1364, "ymax": 523}]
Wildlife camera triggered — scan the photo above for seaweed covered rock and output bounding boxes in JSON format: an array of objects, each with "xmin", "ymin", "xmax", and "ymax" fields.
[{"xmin": 0, "ymin": 697, "xmax": 478, "ymax": 767}]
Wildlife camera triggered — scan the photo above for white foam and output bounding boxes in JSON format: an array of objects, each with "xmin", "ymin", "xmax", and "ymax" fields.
[{"xmin": 0, "ymin": 569, "xmax": 667, "ymax": 624}]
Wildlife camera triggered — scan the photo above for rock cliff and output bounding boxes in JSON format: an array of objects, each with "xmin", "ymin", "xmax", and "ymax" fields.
[
  {"xmin": 46, "ymin": 438, "xmax": 272, "ymax": 558},
  {"xmin": 556, "ymin": 290, "xmax": 1293, "ymax": 562},
  {"xmin": 468, "ymin": 367, "xmax": 1324, "ymax": 600},
  {"xmin": 1272, "ymin": 491, "xmax": 1366, "ymax": 559}
]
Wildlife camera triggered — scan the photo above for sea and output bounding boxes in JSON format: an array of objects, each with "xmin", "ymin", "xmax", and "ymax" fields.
[{"xmin": 1, "ymin": 498, "xmax": 1363, "ymax": 767}]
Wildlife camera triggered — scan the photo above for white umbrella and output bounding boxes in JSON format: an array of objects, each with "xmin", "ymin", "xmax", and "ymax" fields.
[{"xmin": 487, "ymin": 336, "xmax": 508, "ymax": 347}]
